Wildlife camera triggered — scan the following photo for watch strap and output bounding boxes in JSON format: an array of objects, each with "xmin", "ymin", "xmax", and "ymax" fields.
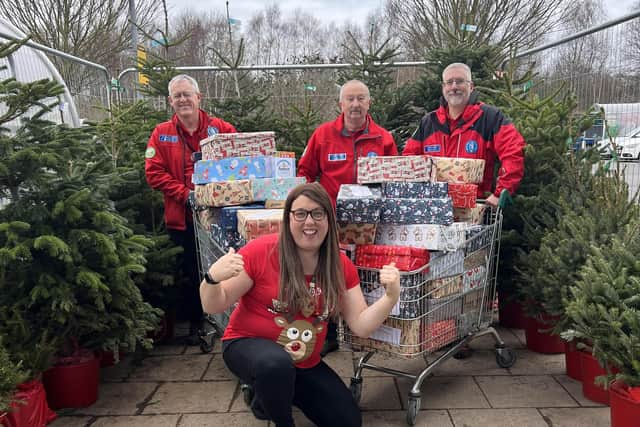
[{"xmin": 204, "ymin": 271, "xmax": 219, "ymax": 285}]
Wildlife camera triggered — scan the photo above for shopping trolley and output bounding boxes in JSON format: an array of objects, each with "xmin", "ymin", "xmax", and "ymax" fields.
[
  {"xmin": 341, "ymin": 193, "xmax": 516, "ymax": 426},
  {"xmin": 192, "ymin": 207, "xmax": 238, "ymax": 353}
]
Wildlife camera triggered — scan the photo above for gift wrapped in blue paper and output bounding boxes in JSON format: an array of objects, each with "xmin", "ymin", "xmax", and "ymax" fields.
[
  {"xmin": 380, "ymin": 197, "xmax": 453, "ymax": 225},
  {"xmin": 336, "ymin": 184, "xmax": 383, "ymax": 224},
  {"xmin": 381, "ymin": 181, "xmax": 448, "ymax": 199},
  {"xmin": 215, "ymin": 204, "xmax": 265, "ymax": 231},
  {"xmin": 193, "ymin": 156, "xmax": 274, "ymax": 184}
]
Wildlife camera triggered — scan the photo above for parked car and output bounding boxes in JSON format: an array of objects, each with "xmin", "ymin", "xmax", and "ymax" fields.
[{"xmin": 618, "ymin": 126, "xmax": 640, "ymax": 161}]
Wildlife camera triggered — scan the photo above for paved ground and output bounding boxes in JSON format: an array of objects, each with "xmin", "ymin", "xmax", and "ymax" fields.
[{"xmin": 50, "ymin": 324, "xmax": 610, "ymax": 427}]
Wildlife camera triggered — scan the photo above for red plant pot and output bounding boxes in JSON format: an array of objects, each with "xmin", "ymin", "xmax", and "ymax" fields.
[
  {"xmin": 564, "ymin": 341, "xmax": 583, "ymax": 381},
  {"xmin": 610, "ymin": 380, "xmax": 640, "ymax": 427},
  {"xmin": 42, "ymin": 352, "xmax": 100, "ymax": 409},
  {"xmin": 580, "ymin": 351, "xmax": 610, "ymax": 405},
  {"xmin": 524, "ymin": 314, "xmax": 564, "ymax": 354},
  {"xmin": 498, "ymin": 292, "xmax": 527, "ymax": 329},
  {"xmin": 3, "ymin": 380, "xmax": 57, "ymax": 427}
]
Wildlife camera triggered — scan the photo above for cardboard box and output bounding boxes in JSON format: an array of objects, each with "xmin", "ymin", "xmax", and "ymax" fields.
[{"xmin": 200, "ymin": 131, "xmax": 276, "ymax": 160}]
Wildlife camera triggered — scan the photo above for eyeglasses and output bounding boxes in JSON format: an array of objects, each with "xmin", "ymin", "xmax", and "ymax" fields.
[
  {"xmin": 442, "ymin": 79, "xmax": 471, "ymax": 87},
  {"xmin": 170, "ymin": 91, "xmax": 196, "ymax": 100},
  {"xmin": 290, "ymin": 208, "xmax": 327, "ymax": 222}
]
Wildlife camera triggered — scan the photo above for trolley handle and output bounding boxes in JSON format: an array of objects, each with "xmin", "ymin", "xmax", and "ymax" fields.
[{"xmin": 497, "ymin": 189, "xmax": 513, "ymax": 210}]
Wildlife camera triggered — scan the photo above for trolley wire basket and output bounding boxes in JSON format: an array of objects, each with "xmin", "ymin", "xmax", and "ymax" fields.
[{"xmin": 341, "ymin": 197, "xmax": 516, "ymax": 425}]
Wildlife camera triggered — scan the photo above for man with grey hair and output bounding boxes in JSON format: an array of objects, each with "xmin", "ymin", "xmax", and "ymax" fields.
[
  {"xmin": 403, "ymin": 62, "xmax": 525, "ymax": 207},
  {"xmin": 145, "ymin": 74, "xmax": 236, "ymax": 344},
  {"xmin": 298, "ymin": 79, "xmax": 398, "ymax": 355}
]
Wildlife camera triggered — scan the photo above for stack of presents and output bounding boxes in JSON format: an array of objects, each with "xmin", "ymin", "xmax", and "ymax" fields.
[
  {"xmin": 193, "ymin": 132, "xmax": 305, "ymax": 261},
  {"xmin": 339, "ymin": 155, "xmax": 494, "ymax": 358}
]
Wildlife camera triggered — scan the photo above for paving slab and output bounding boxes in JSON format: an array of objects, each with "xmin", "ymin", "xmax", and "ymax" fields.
[
  {"xmin": 508, "ymin": 350, "xmax": 565, "ymax": 375},
  {"xmin": 467, "ymin": 326, "xmax": 525, "ymax": 350},
  {"xmin": 397, "ymin": 376, "xmax": 491, "ymax": 410},
  {"xmin": 180, "ymin": 412, "xmax": 268, "ymax": 426},
  {"xmin": 511, "ymin": 328, "xmax": 527, "ymax": 347},
  {"xmin": 100, "ymin": 355, "xmax": 137, "ymax": 382},
  {"xmin": 449, "ymin": 408, "xmax": 547, "ymax": 426},
  {"xmin": 202, "ymin": 354, "xmax": 236, "ymax": 381},
  {"xmin": 129, "ymin": 354, "xmax": 212, "ymax": 381},
  {"xmin": 538, "ymin": 407, "xmax": 610, "ymax": 427},
  {"xmin": 476, "ymin": 375, "xmax": 577, "ymax": 408},
  {"xmin": 48, "ymin": 416, "xmax": 92, "ymax": 427},
  {"xmin": 142, "ymin": 381, "xmax": 236, "ymax": 414},
  {"xmin": 75, "ymin": 382, "xmax": 158, "ymax": 416},
  {"xmin": 359, "ymin": 376, "xmax": 403, "ymax": 410},
  {"xmin": 431, "ymin": 350, "xmax": 510, "ymax": 376},
  {"xmin": 553, "ymin": 375, "xmax": 606, "ymax": 407},
  {"xmin": 363, "ymin": 409, "xmax": 453, "ymax": 426},
  {"xmin": 90, "ymin": 414, "xmax": 180, "ymax": 426},
  {"xmin": 150, "ymin": 344, "xmax": 187, "ymax": 356}
]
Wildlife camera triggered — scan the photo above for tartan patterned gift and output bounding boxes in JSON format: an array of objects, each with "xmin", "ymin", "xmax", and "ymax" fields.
[
  {"xmin": 381, "ymin": 181, "xmax": 448, "ymax": 199},
  {"xmin": 447, "ymin": 183, "xmax": 478, "ymax": 208},
  {"xmin": 380, "ymin": 197, "xmax": 454, "ymax": 225},
  {"xmin": 357, "ymin": 155, "xmax": 433, "ymax": 184},
  {"xmin": 355, "ymin": 244, "xmax": 430, "ymax": 272},
  {"xmin": 195, "ymin": 180, "xmax": 253, "ymax": 207},
  {"xmin": 338, "ymin": 223, "xmax": 377, "ymax": 245},
  {"xmin": 236, "ymin": 209, "xmax": 283, "ymax": 241},
  {"xmin": 199, "ymin": 131, "xmax": 276, "ymax": 160},
  {"xmin": 336, "ymin": 184, "xmax": 383, "ymax": 224},
  {"xmin": 431, "ymin": 157, "xmax": 485, "ymax": 184}
]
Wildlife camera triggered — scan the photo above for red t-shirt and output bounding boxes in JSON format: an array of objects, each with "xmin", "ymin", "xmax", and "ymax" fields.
[{"xmin": 222, "ymin": 233, "xmax": 360, "ymax": 368}]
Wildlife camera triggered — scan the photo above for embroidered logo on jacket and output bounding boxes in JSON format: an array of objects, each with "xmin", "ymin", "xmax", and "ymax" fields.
[
  {"xmin": 207, "ymin": 126, "xmax": 219, "ymax": 136},
  {"xmin": 465, "ymin": 140, "xmax": 479, "ymax": 154},
  {"xmin": 366, "ymin": 151, "xmax": 378, "ymax": 157},
  {"xmin": 159, "ymin": 134, "xmax": 178, "ymax": 143},
  {"xmin": 328, "ymin": 153, "xmax": 347, "ymax": 161},
  {"xmin": 424, "ymin": 145, "xmax": 441, "ymax": 153}
]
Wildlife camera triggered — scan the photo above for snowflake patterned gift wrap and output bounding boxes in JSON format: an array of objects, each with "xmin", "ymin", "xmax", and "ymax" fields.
[
  {"xmin": 431, "ymin": 157, "xmax": 485, "ymax": 184},
  {"xmin": 195, "ymin": 180, "xmax": 253, "ymax": 207},
  {"xmin": 250, "ymin": 177, "xmax": 307, "ymax": 201},
  {"xmin": 192, "ymin": 156, "xmax": 274, "ymax": 184},
  {"xmin": 357, "ymin": 155, "xmax": 434, "ymax": 184},
  {"xmin": 381, "ymin": 181, "xmax": 448, "ymax": 199},
  {"xmin": 380, "ymin": 197, "xmax": 454, "ymax": 225},
  {"xmin": 199, "ymin": 131, "xmax": 276, "ymax": 160},
  {"xmin": 336, "ymin": 184, "xmax": 383, "ymax": 224}
]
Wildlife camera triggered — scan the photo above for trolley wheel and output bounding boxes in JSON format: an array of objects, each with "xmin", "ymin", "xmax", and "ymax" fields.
[
  {"xmin": 349, "ymin": 377, "xmax": 363, "ymax": 404},
  {"xmin": 495, "ymin": 347, "xmax": 516, "ymax": 368},
  {"xmin": 199, "ymin": 336, "xmax": 214, "ymax": 353},
  {"xmin": 406, "ymin": 396, "xmax": 421, "ymax": 426}
]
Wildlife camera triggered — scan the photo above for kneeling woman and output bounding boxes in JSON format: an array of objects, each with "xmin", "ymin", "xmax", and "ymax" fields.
[{"xmin": 200, "ymin": 183, "xmax": 400, "ymax": 427}]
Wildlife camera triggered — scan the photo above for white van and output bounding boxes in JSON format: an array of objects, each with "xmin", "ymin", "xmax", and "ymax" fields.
[{"xmin": 618, "ymin": 126, "xmax": 640, "ymax": 161}]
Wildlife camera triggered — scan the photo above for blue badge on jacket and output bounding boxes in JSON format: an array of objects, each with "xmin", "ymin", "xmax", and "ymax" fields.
[
  {"xmin": 207, "ymin": 126, "xmax": 219, "ymax": 136},
  {"xmin": 328, "ymin": 153, "xmax": 347, "ymax": 161},
  {"xmin": 159, "ymin": 134, "xmax": 178, "ymax": 143},
  {"xmin": 366, "ymin": 152, "xmax": 378, "ymax": 157},
  {"xmin": 465, "ymin": 140, "xmax": 479, "ymax": 154},
  {"xmin": 424, "ymin": 145, "xmax": 441, "ymax": 153}
]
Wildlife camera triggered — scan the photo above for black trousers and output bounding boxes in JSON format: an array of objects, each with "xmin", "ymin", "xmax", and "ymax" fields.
[
  {"xmin": 223, "ymin": 337, "xmax": 361, "ymax": 427},
  {"xmin": 168, "ymin": 221, "xmax": 202, "ymax": 324}
]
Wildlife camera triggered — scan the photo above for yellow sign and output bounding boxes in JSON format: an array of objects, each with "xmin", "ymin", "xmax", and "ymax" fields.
[{"xmin": 137, "ymin": 45, "xmax": 149, "ymax": 85}]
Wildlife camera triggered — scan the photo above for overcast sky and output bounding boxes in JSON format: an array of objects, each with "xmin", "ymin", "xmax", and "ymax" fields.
[{"xmin": 165, "ymin": 0, "xmax": 639, "ymax": 27}]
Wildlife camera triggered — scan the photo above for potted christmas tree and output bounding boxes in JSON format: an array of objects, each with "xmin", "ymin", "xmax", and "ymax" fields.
[
  {"xmin": 563, "ymin": 223, "xmax": 640, "ymax": 420},
  {"xmin": 0, "ymin": 339, "xmax": 29, "ymax": 424}
]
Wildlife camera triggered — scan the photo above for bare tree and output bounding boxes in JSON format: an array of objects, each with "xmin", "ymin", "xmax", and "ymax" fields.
[
  {"xmin": 385, "ymin": 0, "xmax": 569, "ymax": 57},
  {"xmin": 626, "ymin": 0, "xmax": 640, "ymax": 70},
  {"xmin": 0, "ymin": 0, "xmax": 159, "ymax": 92}
]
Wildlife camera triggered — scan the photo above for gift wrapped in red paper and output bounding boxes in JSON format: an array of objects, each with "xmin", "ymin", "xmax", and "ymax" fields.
[
  {"xmin": 422, "ymin": 319, "xmax": 457, "ymax": 352},
  {"xmin": 448, "ymin": 183, "xmax": 477, "ymax": 208},
  {"xmin": 355, "ymin": 244, "xmax": 430, "ymax": 271}
]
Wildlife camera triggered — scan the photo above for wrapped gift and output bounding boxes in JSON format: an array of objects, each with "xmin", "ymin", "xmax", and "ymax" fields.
[
  {"xmin": 251, "ymin": 177, "xmax": 307, "ymax": 201},
  {"xmin": 210, "ymin": 224, "xmax": 246, "ymax": 252},
  {"xmin": 464, "ymin": 248, "xmax": 488, "ymax": 270},
  {"xmin": 339, "ymin": 243, "xmax": 357, "ymax": 263},
  {"xmin": 465, "ymin": 224, "xmax": 492, "ymax": 254},
  {"xmin": 338, "ymin": 223, "xmax": 377, "ymax": 245},
  {"xmin": 361, "ymin": 280, "xmax": 425, "ymax": 320},
  {"xmin": 381, "ymin": 181, "xmax": 448, "ymax": 199},
  {"xmin": 336, "ymin": 185, "xmax": 383, "ymax": 224},
  {"xmin": 426, "ymin": 294, "xmax": 462, "ymax": 322},
  {"xmin": 355, "ymin": 244, "xmax": 430, "ymax": 272},
  {"xmin": 426, "ymin": 250, "xmax": 465, "ymax": 280},
  {"xmin": 212, "ymin": 204, "xmax": 265, "ymax": 231},
  {"xmin": 192, "ymin": 156, "xmax": 274, "ymax": 184},
  {"xmin": 380, "ymin": 197, "xmax": 453, "ymax": 225},
  {"xmin": 426, "ymin": 274, "xmax": 463, "ymax": 298},
  {"xmin": 422, "ymin": 319, "xmax": 457, "ymax": 352},
  {"xmin": 272, "ymin": 152, "xmax": 296, "ymax": 178},
  {"xmin": 431, "ymin": 157, "xmax": 485, "ymax": 184},
  {"xmin": 448, "ymin": 183, "xmax": 477, "ymax": 208},
  {"xmin": 265, "ymin": 199, "xmax": 286, "ymax": 209},
  {"xmin": 237, "ymin": 209, "xmax": 283, "ymax": 241},
  {"xmin": 375, "ymin": 223, "xmax": 466, "ymax": 251},
  {"xmin": 195, "ymin": 180, "xmax": 253, "ymax": 207},
  {"xmin": 357, "ymin": 155, "xmax": 433, "ymax": 184},
  {"xmin": 453, "ymin": 205, "xmax": 487, "ymax": 224},
  {"xmin": 347, "ymin": 316, "xmax": 422, "ymax": 357},
  {"xmin": 463, "ymin": 288, "xmax": 485, "ymax": 312},
  {"xmin": 196, "ymin": 208, "xmax": 216, "ymax": 230},
  {"xmin": 463, "ymin": 265, "xmax": 486, "ymax": 292},
  {"xmin": 200, "ymin": 131, "xmax": 276, "ymax": 160},
  {"xmin": 458, "ymin": 311, "xmax": 480, "ymax": 335}
]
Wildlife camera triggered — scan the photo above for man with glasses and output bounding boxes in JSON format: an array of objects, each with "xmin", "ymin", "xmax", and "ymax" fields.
[
  {"xmin": 298, "ymin": 79, "xmax": 398, "ymax": 356},
  {"xmin": 402, "ymin": 62, "xmax": 525, "ymax": 207},
  {"xmin": 145, "ymin": 74, "xmax": 237, "ymax": 345}
]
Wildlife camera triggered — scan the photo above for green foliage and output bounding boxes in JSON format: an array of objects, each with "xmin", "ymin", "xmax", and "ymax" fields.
[
  {"xmin": 563, "ymin": 224, "xmax": 640, "ymax": 387},
  {"xmin": 0, "ymin": 337, "xmax": 29, "ymax": 413},
  {"xmin": 276, "ymin": 99, "xmax": 323, "ymax": 158}
]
